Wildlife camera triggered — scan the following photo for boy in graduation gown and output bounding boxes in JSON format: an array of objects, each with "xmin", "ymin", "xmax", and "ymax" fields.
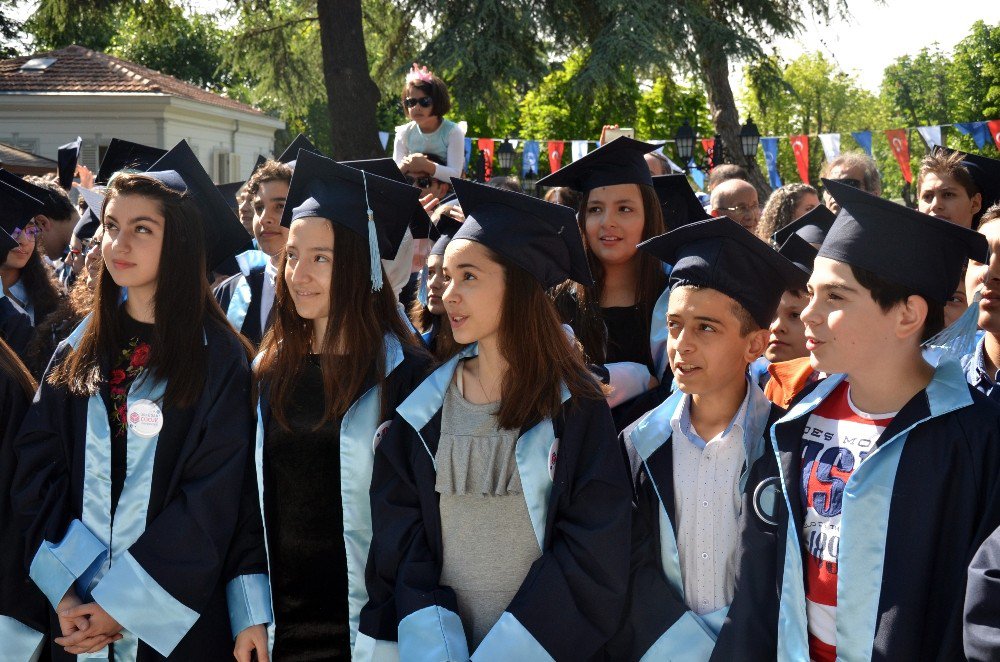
[
  {"xmin": 962, "ymin": 205, "xmax": 1000, "ymax": 402},
  {"xmin": 610, "ymin": 217, "xmax": 805, "ymax": 660},
  {"xmin": 731, "ymin": 179, "xmax": 1000, "ymax": 661},
  {"xmin": 214, "ymin": 136, "xmax": 316, "ymax": 346}
]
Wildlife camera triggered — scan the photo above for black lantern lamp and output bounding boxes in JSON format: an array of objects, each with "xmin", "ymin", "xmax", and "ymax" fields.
[
  {"xmin": 497, "ymin": 138, "xmax": 515, "ymax": 173},
  {"xmin": 674, "ymin": 120, "xmax": 696, "ymax": 163},
  {"xmin": 739, "ymin": 118, "xmax": 761, "ymax": 159}
]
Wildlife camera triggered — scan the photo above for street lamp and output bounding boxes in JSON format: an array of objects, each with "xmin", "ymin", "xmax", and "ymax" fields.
[
  {"xmin": 739, "ymin": 118, "xmax": 761, "ymax": 159},
  {"xmin": 674, "ymin": 120, "xmax": 695, "ymax": 163},
  {"xmin": 522, "ymin": 169, "xmax": 538, "ymax": 195},
  {"xmin": 497, "ymin": 139, "xmax": 515, "ymax": 174}
]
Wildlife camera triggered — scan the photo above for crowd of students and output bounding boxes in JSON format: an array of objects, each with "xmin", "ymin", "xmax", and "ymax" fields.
[{"xmin": 3, "ymin": 63, "xmax": 1000, "ymax": 662}]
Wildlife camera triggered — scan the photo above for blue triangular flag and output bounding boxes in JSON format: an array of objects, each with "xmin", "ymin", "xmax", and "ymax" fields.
[{"xmin": 850, "ymin": 130, "xmax": 873, "ymax": 156}]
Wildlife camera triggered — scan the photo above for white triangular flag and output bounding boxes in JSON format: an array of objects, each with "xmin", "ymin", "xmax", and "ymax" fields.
[
  {"xmin": 571, "ymin": 140, "xmax": 589, "ymax": 162},
  {"xmin": 916, "ymin": 126, "xmax": 942, "ymax": 149},
  {"xmin": 818, "ymin": 133, "xmax": 841, "ymax": 162},
  {"xmin": 378, "ymin": 131, "xmax": 389, "ymax": 150}
]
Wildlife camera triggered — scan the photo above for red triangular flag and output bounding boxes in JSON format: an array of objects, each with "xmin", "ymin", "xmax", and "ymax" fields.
[
  {"xmin": 789, "ymin": 135, "xmax": 810, "ymax": 184},
  {"xmin": 700, "ymin": 138, "xmax": 716, "ymax": 170},
  {"xmin": 988, "ymin": 120, "xmax": 1000, "ymax": 152},
  {"xmin": 547, "ymin": 140, "xmax": 565, "ymax": 173},
  {"xmin": 477, "ymin": 138, "xmax": 495, "ymax": 181},
  {"xmin": 885, "ymin": 129, "xmax": 913, "ymax": 184}
]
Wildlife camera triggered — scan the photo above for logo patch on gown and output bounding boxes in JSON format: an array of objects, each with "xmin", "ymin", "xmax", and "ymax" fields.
[
  {"xmin": 753, "ymin": 476, "xmax": 781, "ymax": 526},
  {"xmin": 127, "ymin": 399, "xmax": 163, "ymax": 438},
  {"xmin": 549, "ymin": 438, "xmax": 559, "ymax": 481},
  {"xmin": 373, "ymin": 420, "xmax": 392, "ymax": 453}
]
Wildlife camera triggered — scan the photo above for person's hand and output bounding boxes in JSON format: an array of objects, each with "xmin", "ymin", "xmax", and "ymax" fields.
[
  {"xmin": 599, "ymin": 124, "xmax": 619, "ymax": 146},
  {"xmin": 405, "ymin": 153, "xmax": 434, "ymax": 174},
  {"xmin": 75, "ymin": 164, "xmax": 95, "ymax": 189},
  {"xmin": 56, "ymin": 589, "xmax": 87, "ymax": 638},
  {"xmin": 55, "ymin": 602, "xmax": 123, "ymax": 654},
  {"xmin": 420, "ymin": 192, "xmax": 440, "ymax": 214},
  {"xmin": 234, "ymin": 624, "xmax": 270, "ymax": 662},
  {"xmin": 447, "ymin": 205, "xmax": 465, "ymax": 223}
]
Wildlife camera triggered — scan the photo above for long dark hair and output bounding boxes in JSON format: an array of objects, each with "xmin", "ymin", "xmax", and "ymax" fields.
[
  {"xmin": 48, "ymin": 174, "xmax": 251, "ymax": 408},
  {"xmin": 15, "ymin": 247, "xmax": 62, "ymax": 323},
  {"xmin": 465, "ymin": 248, "xmax": 605, "ymax": 431},
  {"xmin": 257, "ymin": 221, "xmax": 427, "ymax": 429},
  {"xmin": 555, "ymin": 183, "xmax": 667, "ymax": 364},
  {"xmin": 0, "ymin": 335, "xmax": 36, "ymax": 398}
]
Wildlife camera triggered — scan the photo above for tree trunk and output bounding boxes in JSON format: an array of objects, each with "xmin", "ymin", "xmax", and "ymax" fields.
[
  {"xmin": 316, "ymin": 0, "xmax": 383, "ymax": 159},
  {"xmin": 696, "ymin": 47, "xmax": 772, "ymax": 201}
]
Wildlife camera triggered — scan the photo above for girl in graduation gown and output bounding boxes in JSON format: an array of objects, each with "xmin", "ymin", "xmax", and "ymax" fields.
[
  {"xmin": 409, "ymin": 215, "xmax": 461, "ymax": 358},
  {"xmin": 231, "ymin": 150, "xmax": 433, "ymax": 662},
  {"xmin": 363, "ymin": 179, "xmax": 632, "ymax": 660},
  {"xmin": 10, "ymin": 141, "xmax": 258, "ymax": 660},
  {"xmin": 537, "ymin": 138, "xmax": 669, "ymax": 430},
  {"xmin": 0, "ymin": 182, "xmax": 48, "ymax": 357},
  {"xmin": 0, "ymin": 337, "xmax": 50, "ymax": 660}
]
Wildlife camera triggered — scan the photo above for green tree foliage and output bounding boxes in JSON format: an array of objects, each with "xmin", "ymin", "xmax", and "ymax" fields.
[{"xmin": 949, "ymin": 20, "xmax": 1000, "ymax": 121}]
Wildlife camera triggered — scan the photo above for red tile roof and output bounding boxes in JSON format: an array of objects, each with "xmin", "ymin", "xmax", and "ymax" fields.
[
  {"xmin": 0, "ymin": 45, "xmax": 269, "ymax": 117},
  {"xmin": 0, "ymin": 142, "xmax": 57, "ymax": 174}
]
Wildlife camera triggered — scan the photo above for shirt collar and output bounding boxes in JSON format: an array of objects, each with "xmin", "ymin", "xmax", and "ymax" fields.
[
  {"xmin": 970, "ymin": 336, "xmax": 1000, "ymax": 387},
  {"xmin": 671, "ymin": 378, "xmax": 751, "ymax": 450},
  {"xmin": 265, "ymin": 258, "xmax": 279, "ymax": 285}
]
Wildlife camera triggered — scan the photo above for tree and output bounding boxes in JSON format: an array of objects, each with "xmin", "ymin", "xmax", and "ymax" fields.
[
  {"xmin": 950, "ymin": 21, "xmax": 1000, "ymax": 121},
  {"xmin": 880, "ymin": 46, "xmax": 952, "ymax": 127}
]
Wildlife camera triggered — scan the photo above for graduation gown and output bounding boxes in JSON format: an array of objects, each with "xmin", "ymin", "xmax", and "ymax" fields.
[
  {"xmin": 1, "ymin": 290, "xmax": 33, "ymax": 358},
  {"xmin": 362, "ymin": 343, "xmax": 632, "ymax": 661},
  {"xmin": 727, "ymin": 360, "xmax": 1000, "ymax": 661},
  {"xmin": 0, "ymin": 362, "xmax": 50, "ymax": 660},
  {"xmin": 213, "ymin": 250, "xmax": 271, "ymax": 346},
  {"xmin": 611, "ymin": 381, "xmax": 782, "ymax": 661},
  {"xmin": 228, "ymin": 337, "xmax": 433, "ymax": 660},
  {"xmin": 11, "ymin": 315, "xmax": 255, "ymax": 661},
  {"xmin": 965, "ymin": 522, "xmax": 1000, "ymax": 661}
]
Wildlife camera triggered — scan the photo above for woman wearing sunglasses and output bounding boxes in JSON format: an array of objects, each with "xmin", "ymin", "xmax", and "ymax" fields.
[
  {"xmin": 0, "ymin": 188, "xmax": 62, "ymax": 330},
  {"xmin": 393, "ymin": 63, "xmax": 466, "ymax": 186}
]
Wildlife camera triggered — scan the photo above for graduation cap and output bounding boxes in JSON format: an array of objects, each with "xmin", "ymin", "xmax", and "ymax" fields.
[
  {"xmin": 281, "ymin": 149, "xmax": 419, "ymax": 289},
  {"xmin": 536, "ymin": 136, "xmax": 659, "ymax": 191},
  {"xmin": 772, "ymin": 204, "xmax": 836, "ymax": 247},
  {"xmin": 778, "ymin": 233, "xmax": 818, "ymax": 278},
  {"xmin": 651, "ymin": 174, "xmax": 709, "ymax": 229},
  {"xmin": 820, "ymin": 178, "xmax": 988, "ymax": 304},
  {"xmin": 145, "ymin": 140, "xmax": 251, "ymax": 271},
  {"xmin": 430, "ymin": 214, "xmax": 462, "ymax": 256},
  {"xmin": 0, "ymin": 168, "xmax": 64, "ymax": 211},
  {"xmin": 341, "ymin": 157, "xmax": 435, "ymax": 239},
  {"xmin": 96, "ymin": 139, "xmax": 167, "ymax": 185},
  {"xmin": 277, "ymin": 134, "xmax": 319, "ymax": 166},
  {"xmin": 0, "ymin": 178, "xmax": 45, "ymax": 250},
  {"xmin": 934, "ymin": 147, "xmax": 1000, "ymax": 222},
  {"xmin": 249, "ymin": 155, "xmax": 267, "ymax": 180},
  {"xmin": 74, "ymin": 186, "xmax": 106, "ymax": 240},
  {"xmin": 450, "ymin": 178, "xmax": 593, "ymax": 288},
  {"xmin": 638, "ymin": 217, "xmax": 807, "ymax": 328},
  {"xmin": 216, "ymin": 181, "xmax": 246, "ymax": 214},
  {"xmin": 57, "ymin": 136, "xmax": 82, "ymax": 190}
]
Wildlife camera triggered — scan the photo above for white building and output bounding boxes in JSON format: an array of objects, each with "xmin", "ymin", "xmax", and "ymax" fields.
[{"xmin": 0, "ymin": 45, "xmax": 285, "ymax": 183}]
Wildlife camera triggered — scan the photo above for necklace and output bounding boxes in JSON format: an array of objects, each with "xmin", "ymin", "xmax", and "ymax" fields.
[{"xmin": 471, "ymin": 359, "xmax": 501, "ymax": 402}]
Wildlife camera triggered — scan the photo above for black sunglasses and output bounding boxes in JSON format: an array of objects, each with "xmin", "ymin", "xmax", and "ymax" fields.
[
  {"xmin": 831, "ymin": 177, "xmax": 862, "ymax": 189},
  {"xmin": 405, "ymin": 175, "xmax": 434, "ymax": 188},
  {"xmin": 403, "ymin": 96, "xmax": 433, "ymax": 109}
]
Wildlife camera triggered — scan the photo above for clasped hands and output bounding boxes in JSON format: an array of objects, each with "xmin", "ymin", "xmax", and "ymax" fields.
[{"xmin": 55, "ymin": 589, "xmax": 124, "ymax": 654}]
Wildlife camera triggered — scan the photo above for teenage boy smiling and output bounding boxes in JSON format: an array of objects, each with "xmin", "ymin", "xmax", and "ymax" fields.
[
  {"xmin": 732, "ymin": 179, "xmax": 1000, "ymax": 662},
  {"xmin": 611, "ymin": 217, "xmax": 805, "ymax": 659}
]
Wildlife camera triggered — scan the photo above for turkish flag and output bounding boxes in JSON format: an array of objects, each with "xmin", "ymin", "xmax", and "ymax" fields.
[
  {"xmin": 700, "ymin": 138, "xmax": 716, "ymax": 169},
  {"xmin": 884, "ymin": 129, "xmax": 913, "ymax": 183},
  {"xmin": 547, "ymin": 140, "xmax": 565, "ymax": 173},
  {"xmin": 789, "ymin": 135, "xmax": 810, "ymax": 184},
  {"xmin": 477, "ymin": 138, "xmax": 495, "ymax": 181},
  {"xmin": 988, "ymin": 120, "xmax": 1000, "ymax": 151}
]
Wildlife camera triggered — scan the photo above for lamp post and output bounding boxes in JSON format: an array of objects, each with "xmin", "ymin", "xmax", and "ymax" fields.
[{"xmin": 674, "ymin": 120, "xmax": 695, "ymax": 167}]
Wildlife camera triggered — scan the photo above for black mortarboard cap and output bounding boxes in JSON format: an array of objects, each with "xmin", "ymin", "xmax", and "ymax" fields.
[
  {"xmin": 430, "ymin": 215, "xmax": 462, "ymax": 256},
  {"xmin": 820, "ymin": 178, "xmax": 989, "ymax": 304},
  {"xmin": 536, "ymin": 136, "xmax": 658, "ymax": 191},
  {"xmin": 450, "ymin": 178, "xmax": 593, "ymax": 288},
  {"xmin": 216, "ymin": 181, "xmax": 246, "ymax": 214},
  {"xmin": 146, "ymin": 140, "xmax": 251, "ymax": 270},
  {"xmin": 57, "ymin": 136, "xmax": 82, "ymax": 190},
  {"xmin": 778, "ymin": 233, "xmax": 818, "ymax": 278},
  {"xmin": 281, "ymin": 149, "xmax": 418, "ymax": 269},
  {"xmin": 0, "ymin": 179, "xmax": 45, "ymax": 249},
  {"xmin": 278, "ymin": 134, "xmax": 319, "ymax": 166},
  {"xmin": 250, "ymin": 155, "xmax": 267, "ymax": 179},
  {"xmin": 74, "ymin": 186, "xmax": 105, "ymax": 240},
  {"xmin": 772, "ymin": 204, "xmax": 836, "ymax": 246},
  {"xmin": 0, "ymin": 168, "xmax": 64, "ymax": 211},
  {"xmin": 341, "ymin": 157, "xmax": 435, "ymax": 239},
  {"xmin": 96, "ymin": 139, "xmax": 167, "ymax": 185},
  {"xmin": 638, "ymin": 217, "xmax": 807, "ymax": 328},
  {"xmin": 652, "ymin": 174, "xmax": 709, "ymax": 229},
  {"xmin": 935, "ymin": 147, "xmax": 1000, "ymax": 222}
]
